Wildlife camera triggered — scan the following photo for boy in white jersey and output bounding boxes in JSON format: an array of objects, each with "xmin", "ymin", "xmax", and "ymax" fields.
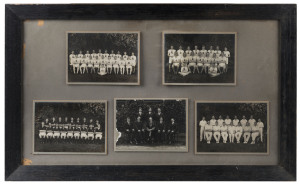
[
  {"xmin": 178, "ymin": 53, "xmax": 190, "ymax": 76},
  {"xmin": 199, "ymin": 117, "xmax": 207, "ymax": 142},
  {"xmin": 251, "ymin": 122, "xmax": 260, "ymax": 144},
  {"xmin": 210, "ymin": 116, "xmax": 217, "ymax": 126},
  {"xmin": 123, "ymin": 52, "xmax": 128, "ymax": 60},
  {"xmin": 188, "ymin": 52, "xmax": 197, "ymax": 73},
  {"xmin": 220, "ymin": 122, "xmax": 228, "ymax": 143},
  {"xmin": 235, "ymin": 122, "xmax": 243, "ymax": 143},
  {"xmin": 77, "ymin": 51, "xmax": 83, "ymax": 58},
  {"xmin": 126, "ymin": 57, "xmax": 133, "ymax": 75},
  {"xmin": 208, "ymin": 46, "xmax": 214, "ymax": 58},
  {"xmin": 119, "ymin": 57, "xmax": 126, "ymax": 75},
  {"xmin": 103, "ymin": 50, "xmax": 109, "ymax": 58},
  {"xmin": 79, "ymin": 56, "xmax": 87, "ymax": 74},
  {"xmin": 243, "ymin": 122, "xmax": 251, "ymax": 144},
  {"xmin": 72, "ymin": 58, "xmax": 80, "ymax": 74},
  {"xmin": 200, "ymin": 45, "xmax": 207, "ymax": 56},
  {"xmin": 98, "ymin": 63, "xmax": 107, "ymax": 76},
  {"xmin": 248, "ymin": 115, "xmax": 256, "ymax": 127},
  {"xmin": 228, "ymin": 122, "xmax": 236, "ymax": 143},
  {"xmin": 215, "ymin": 46, "xmax": 222, "ymax": 57},
  {"xmin": 87, "ymin": 56, "xmax": 95, "ymax": 74},
  {"xmin": 110, "ymin": 50, "xmax": 116, "ymax": 58},
  {"xmin": 257, "ymin": 118, "xmax": 264, "ymax": 143},
  {"xmin": 97, "ymin": 49, "xmax": 102, "ymax": 58},
  {"xmin": 113, "ymin": 56, "xmax": 120, "ymax": 74},
  {"xmin": 93, "ymin": 56, "xmax": 100, "ymax": 73},
  {"xmin": 193, "ymin": 45, "xmax": 200, "ymax": 56},
  {"xmin": 85, "ymin": 51, "xmax": 91, "ymax": 58},
  {"xmin": 172, "ymin": 52, "xmax": 181, "ymax": 74},
  {"xmin": 69, "ymin": 51, "xmax": 76, "ymax": 72},
  {"xmin": 100, "ymin": 55, "xmax": 106, "ymax": 65},
  {"xmin": 203, "ymin": 53, "xmax": 211, "ymax": 74},
  {"xmin": 218, "ymin": 53, "xmax": 227, "ymax": 73},
  {"xmin": 196, "ymin": 53, "xmax": 204, "ymax": 74},
  {"xmin": 91, "ymin": 50, "xmax": 97, "ymax": 59},
  {"xmin": 213, "ymin": 116, "xmax": 222, "ymax": 143},
  {"xmin": 39, "ymin": 122, "xmax": 47, "ymax": 140},
  {"xmin": 223, "ymin": 47, "xmax": 230, "ymax": 72},
  {"xmin": 168, "ymin": 46, "xmax": 176, "ymax": 72},
  {"xmin": 185, "ymin": 46, "xmax": 192, "ymax": 56},
  {"xmin": 130, "ymin": 52, "xmax": 137, "ymax": 73},
  {"xmin": 204, "ymin": 121, "xmax": 213, "ymax": 144},
  {"xmin": 177, "ymin": 46, "xmax": 184, "ymax": 58},
  {"xmin": 224, "ymin": 115, "xmax": 231, "ymax": 126},
  {"xmin": 106, "ymin": 56, "xmax": 113, "ymax": 74},
  {"xmin": 232, "ymin": 116, "xmax": 239, "ymax": 126},
  {"xmin": 240, "ymin": 115, "xmax": 247, "ymax": 127},
  {"xmin": 116, "ymin": 51, "xmax": 122, "ymax": 60}
]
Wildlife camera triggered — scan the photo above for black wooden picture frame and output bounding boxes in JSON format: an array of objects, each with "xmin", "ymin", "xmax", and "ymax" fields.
[{"xmin": 5, "ymin": 4, "xmax": 296, "ymax": 181}]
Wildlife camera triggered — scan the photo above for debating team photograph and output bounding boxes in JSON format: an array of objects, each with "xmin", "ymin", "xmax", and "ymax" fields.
[
  {"xmin": 33, "ymin": 100, "xmax": 107, "ymax": 154},
  {"xmin": 114, "ymin": 98, "xmax": 188, "ymax": 152},
  {"xmin": 195, "ymin": 101, "xmax": 269, "ymax": 154},
  {"xmin": 162, "ymin": 32, "xmax": 237, "ymax": 85},
  {"xmin": 66, "ymin": 31, "xmax": 140, "ymax": 85}
]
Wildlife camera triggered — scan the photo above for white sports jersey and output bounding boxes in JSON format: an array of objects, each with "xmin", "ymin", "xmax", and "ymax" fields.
[
  {"xmin": 228, "ymin": 126, "xmax": 236, "ymax": 134},
  {"xmin": 85, "ymin": 54, "xmax": 91, "ymax": 58},
  {"xmin": 177, "ymin": 49, "xmax": 184, "ymax": 57},
  {"xmin": 251, "ymin": 125, "xmax": 259, "ymax": 132},
  {"xmin": 223, "ymin": 51, "xmax": 230, "ymax": 58},
  {"xmin": 210, "ymin": 119, "xmax": 216, "ymax": 126},
  {"xmin": 69, "ymin": 54, "xmax": 76, "ymax": 64},
  {"xmin": 199, "ymin": 120, "xmax": 207, "ymax": 127},
  {"xmin": 220, "ymin": 125, "xmax": 228, "ymax": 132},
  {"xmin": 240, "ymin": 119, "xmax": 247, "ymax": 127},
  {"xmin": 116, "ymin": 54, "xmax": 122, "ymax": 59},
  {"xmin": 236, "ymin": 126, "xmax": 243, "ymax": 133},
  {"xmin": 126, "ymin": 60, "xmax": 132, "ymax": 66},
  {"xmin": 123, "ymin": 55, "xmax": 129, "ymax": 60},
  {"xmin": 119, "ymin": 60, "xmax": 126, "ymax": 66},
  {"xmin": 243, "ymin": 126, "xmax": 251, "ymax": 132},
  {"xmin": 185, "ymin": 50, "xmax": 192, "ymax": 56},
  {"xmin": 189, "ymin": 56, "xmax": 197, "ymax": 63},
  {"xmin": 110, "ymin": 53, "xmax": 116, "ymax": 58},
  {"xmin": 217, "ymin": 119, "xmax": 224, "ymax": 126},
  {"xmin": 215, "ymin": 50, "xmax": 222, "ymax": 57},
  {"xmin": 168, "ymin": 49, "xmax": 176, "ymax": 57},
  {"xmin": 181, "ymin": 57, "xmax": 189, "ymax": 64},
  {"xmin": 233, "ymin": 119, "xmax": 239, "ymax": 126},
  {"xmin": 200, "ymin": 49, "xmax": 207, "ymax": 55},
  {"xmin": 97, "ymin": 53, "xmax": 103, "ymax": 58},
  {"xmin": 257, "ymin": 122, "xmax": 264, "ymax": 128},
  {"xmin": 204, "ymin": 124, "xmax": 213, "ymax": 131},
  {"xmin": 224, "ymin": 119, "xmax": 231, "ymax": 125},
  {"xmin": 91, "ymin": 53, "xmax": 97, "ymax": 59},
  {"xmin": 213, "ymin": 125, "xmax": 221, "ymax": 132},
  {"xmin": 208, "ymin": 50, "xmax": 214, "ymax": 57},
  {"xmin": 103, "ymin": 53, "xmax": 109, "ymax": 58},
  {"xmin": 106, "ymin": 59, "xmax": 113, "ymax": 66},
  {"xmin": 173, "ymin": 56, "xmax": 181, "ymax": 64},
  {"xmin": 77, "ymin": 54, "xmax": 83, "ymax": 58},
  {"xmin": 248, "ymin": 119, "xmax": 256, "ymax": 127},
  {"xmin": 131, "ymin": 55, "xmax": 137, "ymax": 61},
  {"xmin": 193, "ymin": 49, "xmax": 200, "ymax": 55},
  {"xmin": 130, "ymin": 59, "xmax": 136, "ymax": 66}
]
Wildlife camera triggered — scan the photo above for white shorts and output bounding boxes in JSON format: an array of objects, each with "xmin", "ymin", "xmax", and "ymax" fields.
[
  {"xmin": 197, "ymin": 63, "xmax": 203, "ymax": 66},
  {"xmin": 74, "ymin": 132, "xmax": 80, "ymax": 137},
  {"xmin": 219, "ymin": 63, "xmax": 226, "ymax": 67},
  {"xmin": 67, "ymin": 132, "xmax": 73, "ymax": 138},
  {"xmin": 88, "ymin": 64, "xmax": 93, "ymax": 67},
  {"xmin": 88, "ymin": 133, "xmax": 94, "ymax": 137},
  {"xmin": 47, "ymin": 132, "xmax": 53, "ymax": 137},
  {"xmin": 94, "ymin": 65, "xmax": 99, "ymax": 68},
  {"xmin": 81, "ymin": 133, "xmax": 87, "ymax": 139},
  {"xmin": 39, "ymin": 132, "xmax": 46, "ymax": 137},
  {"xmin": 204, "ymin": 64, "xmax": 210, "ymax": 67},
  {"xmin": 113, "ymin": 64, "xmax": 119, "ymax": 68},
  {"xmin": 61, "ymin": 133, "xmax": 67, "ymax": 138},
  {"xmin": 169, "ymin": 57, "xmax": 174, "ymax": 64},
  {"xmin": 80, "ymin": 64, "xmax": 87, "ymax": 68},
  {"xmin": 189, "ymin": 63, "xmax": 196, "ymax": 66},
  {"xmin": 126, "ymin": 65, "xmax": 132, "ymax": 69},
  {"xmin": 120, "ymin": 65, "xmax": 125, "ymax": 69},
  {"xmin": 107, "ymin": 65, "xmax": 113, "ymax": 68},
  {"xmin": 53, "ymin": 132, "xmax": 60, "ymax": 137},
  {"xmin": 173, "ymin": 63, "xmax": 180, "ymax": 67},
  {"xmin": 95, "ymin": 132, "xmax": 103, "ymax": 139},
  {"xmin": 73, "ymin": 64, "xmax": 79, "ymax": 68}
]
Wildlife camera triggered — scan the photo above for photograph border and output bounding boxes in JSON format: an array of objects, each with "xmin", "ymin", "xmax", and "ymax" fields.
[
  {"xmin": 5, "ymin": 4, "xmax": 296, "ymax": 181},
  {"xmin": 32, "ymin": 100, "xmax": 108, "ymax": 155},
  {"xmin": 114, "ymin": 98, "xmax": 189, "ymax": 152},
  {"xmin": 162, "ymin": 31, "xmax": 238, "ymax": 86},
  {"xmin": 66, "ymin": 31, "xmax": 141, "ymax": 85},
  {"xmin": 194, "ymin": 100, "xmax": 269, "ymax": 155}
]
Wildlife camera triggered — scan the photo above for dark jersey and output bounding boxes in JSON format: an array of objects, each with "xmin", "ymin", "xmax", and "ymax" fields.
[{"xmin": 157, "ymin": 122, "xmax": 165, "ymax": 131}]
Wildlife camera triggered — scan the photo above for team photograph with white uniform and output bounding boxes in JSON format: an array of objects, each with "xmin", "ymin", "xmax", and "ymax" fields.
[
  {"xmin": 163, "ymin": 32, "xmax": 236, "ymax": 85},
  {"xmin": 33, "ymin": 101, "xmax": 107, "ymax": 154},
  {"xmin": 195, "ymin": 101, "xmax": 269, "ymax": 154},
  {"xmin": 114, "ymin": 98, "xmax": 188, "ymax": 152},
  {"xmin": 67, "ymin": 32, "xmax": 140, "ymax": 85}
]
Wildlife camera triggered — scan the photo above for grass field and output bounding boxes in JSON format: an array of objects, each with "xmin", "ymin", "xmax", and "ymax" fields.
[
  {"xmin": 34, "ymin": 139, "xmax": 105, "ymax": 153},
  {"xmin": 68, "ymin": 69, "xmax": 138, "ymax": 83}
]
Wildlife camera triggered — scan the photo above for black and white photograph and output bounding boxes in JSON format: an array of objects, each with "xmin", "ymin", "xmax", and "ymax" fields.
[
  {"xmin": 33, "ymin": 100, "xmax": 107, "ymax": 154},
  {"xmin": 66, "ymin": 31, "xmax": 140, "ymax": 85},
  {"xmin": 162, "ymin": 32, "xmax": 237, "ymax": 85},
  {"xmin": 195, "ymin": 101, "xmax": 269, "ymax": 154},
  {"xmin": 114, "ymin": 98, "xmax": 188, "ymax": 152}
]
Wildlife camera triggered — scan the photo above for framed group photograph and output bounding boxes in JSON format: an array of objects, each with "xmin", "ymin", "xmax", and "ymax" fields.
[
  {"xmin": 33, "ymin": 100, "xmax": 107, "ymax": 154},
  {"xmin": 195, "ymin": 101, "xmax": 269, "ymax": 154},
  {"xmin": 5, "ymin": 4, "xmax": 296, "ymax": 181},
  {"xmin": 66, "ymin": 31, "xmax": 140, "ymax": 85},
  {"xmin": 114, "ymin": 98, "xmax": 188, "ymax": 152},
  {"xmin": 162, "ymin": 32, "xmax": 237, "ymax": 85}
]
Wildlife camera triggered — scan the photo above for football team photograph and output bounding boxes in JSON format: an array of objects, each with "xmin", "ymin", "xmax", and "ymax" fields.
[
  {"xmin": 162, "ymin": 32, "xmax": 236, "ymax": 85},
  {"xmin": 114, "ymin": 98, "xmax": 188, "ymax": 152},
  {"xmin": 67, "ymin": 31, "xmax": 140, "ymax": 85},
  {"xmin": 33, "ymin": 100, "xmax": 107, "ymax": 154},
  {"xmin": 195, "ymin": 101, "xmax": 269, "ymax": 154}
]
